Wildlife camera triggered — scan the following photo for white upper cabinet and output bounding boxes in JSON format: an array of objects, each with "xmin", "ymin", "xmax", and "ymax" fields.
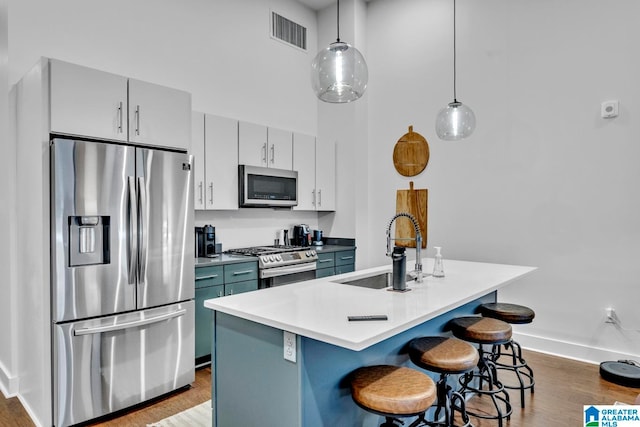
[
  {"xmin": 267, "ymin": 127, "xmax": 293, "ymax": 170},
  {"xmin": 50, "ymin": 59, "xmax": 128, "ymax": 142},
  {"xmin": 192, "ymin": 112, "xmax": 206, "ymax": 210},
  {"xmin": 315, "ymin": 137, "xmax": 336, "ymax": 211},
  {"xmin": 292, "ymin": 134, "xmax": 336, "ymax": 211},
  {"xmin": 192, "ymin": 112, "xmax": 239, "ymax": 210},
  {"xmin": 128, "ymin": 78, "xmax": 191, "ymax": 150},
  {"xmin": 49, "ymin": 59, "xmax": 191, "ymax": 150},
  {"xmin": 204, "ymin": 114, "xmax": 238, "ymax": 210},
  {"xmin": 238, "ymin": 121, "xmax": 268, "ymax": 167},
  {"xmin": 292, "ymin": 133, "xmax": 316, "ymax": 211},
  {"xmin": 238, "ymin": 121, "xmax": 292, "ymax": 170}
]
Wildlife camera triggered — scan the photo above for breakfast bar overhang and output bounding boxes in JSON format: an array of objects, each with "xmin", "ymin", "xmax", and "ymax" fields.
[{"xmin": 205, "ymin": 259, "xmax": 536, "ymax": 426}]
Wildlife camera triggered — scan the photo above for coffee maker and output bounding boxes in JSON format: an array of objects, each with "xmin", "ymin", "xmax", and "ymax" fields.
[
  {"xmin": 195, "ymin": 224, "xmax": 217, "ymax": 257},
  {"xmin": 292, "ymin": 224, "xmax": 311, "ymax": 247}
]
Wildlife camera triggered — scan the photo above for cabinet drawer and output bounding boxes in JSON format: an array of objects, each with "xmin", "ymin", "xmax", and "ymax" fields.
[
  {"xmin": 335, "ymin": 264, "xmax": 355, "ymax": 275},
  {"xmin": 225, "ymin": 280, "xmax": 258, "ymax": 296},
  {"xmin": 316, "ymin": 252, "xmax": 335, "ymax": 269},
  {"xmin": 224, "ymin": 261, "xmax": 258, "ymax": 284},
  {"xmin": 315, "ymin": 267, "xmax": 335, "ymax": 279},
  {"xmin": 195, "ymin": 265, "xmax": 224, "ymax": 288},
  {"xmin": 335, "ymin": 250, "xmax": 356, "ymax": 266}
]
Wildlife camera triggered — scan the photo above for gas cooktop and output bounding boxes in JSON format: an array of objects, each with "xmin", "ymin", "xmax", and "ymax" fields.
[
  {"xmin": 226, "ymin": 245, "xmax": 308, "ymax": 256},
  {"xmin": 226, "ymin": 245, "xmax": 318, "ymax": 270}
]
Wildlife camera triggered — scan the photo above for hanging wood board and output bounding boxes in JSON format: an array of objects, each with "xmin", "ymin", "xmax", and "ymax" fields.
[
  {"xmin": 393, "ymin": 125, "xmax": 430, "ymax": 177},
  {"xmin": 395, "ymin": 181, "xmax": 428, "ymax": 249}
]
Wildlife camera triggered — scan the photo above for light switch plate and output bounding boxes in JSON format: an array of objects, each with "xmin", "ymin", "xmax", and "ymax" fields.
[
  {"xmin": 601, "ymin": 100, "xmax": 619, "ymax": 118},
  {"xmin": 283, "ymin": 331, "xmax": 296, "ymax": 363}
]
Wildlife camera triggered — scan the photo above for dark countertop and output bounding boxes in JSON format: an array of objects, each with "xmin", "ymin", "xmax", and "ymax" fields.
[
  {"xmin": 195, "ymin": 254, "xmax": 257, "ymax": 268},
  {"xmin": 311, "ymin": 244, "xmax": 356, "ymax": 253},
  {"xmin": 194, "ymin": 237, "xmax": 356, "ymax": 268}
]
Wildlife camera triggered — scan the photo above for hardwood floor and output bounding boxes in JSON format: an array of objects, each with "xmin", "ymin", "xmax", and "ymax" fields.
[{"xmin": 1, "ymin": 351, "xmax": 639, "ymax": 426}]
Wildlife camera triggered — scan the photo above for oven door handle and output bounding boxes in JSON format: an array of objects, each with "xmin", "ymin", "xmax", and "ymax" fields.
[{"xmin": 259, "ymin": 262, "xmax": 317, "ymax": 279}]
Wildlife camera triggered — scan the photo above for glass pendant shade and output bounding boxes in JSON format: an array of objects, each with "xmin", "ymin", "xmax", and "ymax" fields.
[
  {"xmin": 435, "ymin": 101, "xmax": 476, "ymax": 140},
  {"xmin": 311, "ymin": 41, "xmax": 368, "ymax": 103}
]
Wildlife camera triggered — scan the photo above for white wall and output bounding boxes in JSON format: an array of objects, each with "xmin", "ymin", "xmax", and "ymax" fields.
[
  {"xmin": 0, "ymin": 0, "xmax": 18, "ymax": 398},
  {"xmin": 366, "ymin": 0, "xmax": 640, "ymax": 362}
]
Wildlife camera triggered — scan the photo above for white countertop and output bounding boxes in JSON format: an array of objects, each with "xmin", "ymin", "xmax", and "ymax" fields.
[{"xmin": 204, "ymin": 258, "xmax": 536, "ymax": 351}]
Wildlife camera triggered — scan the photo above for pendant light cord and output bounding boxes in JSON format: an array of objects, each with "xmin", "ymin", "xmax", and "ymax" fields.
[
  {"xmin": 453, "ymin": 0, "xmax": 457, "ymax": 102},
  {"xmin": 336, "ymin": 0, "xmax": 341, "ymax": 42}
]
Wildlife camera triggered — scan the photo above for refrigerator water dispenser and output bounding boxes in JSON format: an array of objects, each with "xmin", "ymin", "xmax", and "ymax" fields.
[{"xmin": 69, "ymin": 216, "xmax": 110, "ymax": 266}]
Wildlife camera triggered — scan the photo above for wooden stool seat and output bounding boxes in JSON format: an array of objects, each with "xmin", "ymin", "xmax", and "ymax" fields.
[
  {"xmin": 479, "ymin": 302, "xmax": 536, "ymax": 409},
  {"xmin": 350, "ymin": 365, "xmax": 437, "ymax": 417},
  {"xmin": 479, "ymin": 303, "xmax": 535, "ymax": 324},
  {"xmin": 409, "ymin": 337, "xmax": 477, "ymax": 426},
  {"xmin": 409, "ymin": 336, "xmax": 479, "ymax": 374},
  {"xmin": 449, "ymin": 316, "xmax": 512, "ymax": 344}
]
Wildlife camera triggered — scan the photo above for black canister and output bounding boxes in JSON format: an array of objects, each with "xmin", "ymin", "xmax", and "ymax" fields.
[{"xmin": 392, "ymin": 246, "xmax": 406, "ymax": 291}]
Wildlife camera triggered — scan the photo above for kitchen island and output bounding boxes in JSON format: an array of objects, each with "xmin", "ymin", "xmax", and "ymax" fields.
[{"xmin": 204, "ymin": 258, "xmax": 536, "ymax": 426}]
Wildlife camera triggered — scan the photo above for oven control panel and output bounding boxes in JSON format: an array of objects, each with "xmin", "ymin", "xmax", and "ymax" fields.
[{"xmin": 259, "ymin": 250, "xmax": 317, "ymax": 268}]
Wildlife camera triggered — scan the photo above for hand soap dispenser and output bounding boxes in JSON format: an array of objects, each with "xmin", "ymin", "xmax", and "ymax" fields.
[{"xmin": 432, "ymin": 246, "xmax": 445, "ymax": 278}]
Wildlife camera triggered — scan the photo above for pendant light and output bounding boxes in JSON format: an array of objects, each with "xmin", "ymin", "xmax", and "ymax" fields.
[
  {"xmin": 435, "ymin": 0, "xmax": 476, "ymax": 140},
  {"xmin": 311, "ymin": 0, "xmax": 368, "ymax": 103}
]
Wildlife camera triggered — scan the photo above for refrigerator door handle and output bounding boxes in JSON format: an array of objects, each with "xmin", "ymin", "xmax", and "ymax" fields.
[
  {"xmin": 137, "ymin": 176, "xmax": 148, "ymax": 283},
  {"xmin": 73, "ymin": 308, "xmax": 187, "ymax": 336},
  {"xmin": 127, "ymin": 177, "xmax": 138, "ymax": 284}
]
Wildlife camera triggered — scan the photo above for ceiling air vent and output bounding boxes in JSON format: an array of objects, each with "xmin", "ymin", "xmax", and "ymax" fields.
[{"xmin": 271, "ymin": 11, "xmax": 307, "ymax": 51}]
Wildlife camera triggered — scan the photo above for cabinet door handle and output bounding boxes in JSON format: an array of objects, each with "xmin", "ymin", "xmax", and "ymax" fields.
[
  {"xmin": 198, "ymin": 182, "xmax": 203, "ymax": 205},
  {"xmin": 209, "ymin": 183, "xmax": 214, "ymax": 205},
  {"xmin": 117, "ymin": 101, "xmax": 123, "ymax": 133},
  {"xmin": 232, "ymin": 270, "xmax": 253, "ymax": 276},
  {"xmin": 270, "ymin": 144, "xmax": 275, "ymax": 164},
  {"xmin": 217, "ymin": 290, "xmax": 223, "ymax": 297},
  {"xmin": 262, "ymin": 143, "xmax": 267, "ymax": 164},
  {"xmin": 318, "ymin": 189, "xmax": 322, "ymax": 207},
  {"xmin": 312, "ymin": 189, "xmax": 316, "ymax": 207},
  {"xmin": 340, "ymin": 256, "xmax": 354, "ymax": 261},
  {"xmin": 196, "ymin": 274, "xmax": 219, "ymax": 280},
  {"xmin": 135, "ymin": 105, "xmax": 140, "ymax": 136},
  {"xmin": 318, "ymin": 259, "xmax": 332, "ymax": 263}
]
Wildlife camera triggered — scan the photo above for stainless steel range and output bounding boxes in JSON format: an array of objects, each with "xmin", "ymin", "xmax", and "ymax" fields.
[{"xmin": 226, "ymin": 245, "xmax": 318, "ymax": 287}]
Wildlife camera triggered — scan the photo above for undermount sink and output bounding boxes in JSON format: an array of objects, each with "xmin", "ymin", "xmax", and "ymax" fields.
[{"xmin": 333, "ymin": 272, "xmax": 414, "ymax": 290}]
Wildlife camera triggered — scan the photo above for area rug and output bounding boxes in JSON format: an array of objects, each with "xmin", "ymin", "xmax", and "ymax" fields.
[{"xmin": 147, "ymin": 400, "xmax": 211, "ymax": 427}]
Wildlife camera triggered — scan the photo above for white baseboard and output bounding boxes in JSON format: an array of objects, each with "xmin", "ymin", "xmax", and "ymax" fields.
[
  {"xmin": 513, "ymin": 331, "xmax": 640, "ymax": 365},
  {"xmin": 0, "ymin": 360, "xmax": 19, "ymax": 397}
]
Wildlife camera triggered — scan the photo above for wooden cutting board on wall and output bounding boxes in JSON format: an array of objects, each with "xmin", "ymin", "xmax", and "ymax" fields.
[{"xmin": 395, "ymin": 181, "xmax": 428, "ymax": 249}]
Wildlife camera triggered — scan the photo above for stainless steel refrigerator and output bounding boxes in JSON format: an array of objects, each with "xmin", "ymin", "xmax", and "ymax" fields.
[{"xmin": 50, "ymin": 138, "xmax": 195, "ymax": 427}]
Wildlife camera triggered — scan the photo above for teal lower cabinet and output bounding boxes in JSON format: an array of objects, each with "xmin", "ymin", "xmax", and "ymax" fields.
[
  {"xmin": 195, "ymin": 260, "xmax": 258, "ymax": 365},
  {"xmin": 315, "ymin": 252, "xmax": 335, "ymax": 278},
  {"xmin": 335, "ymin": 249, "xmax": 355, "ymax": 275},
  {"xmin": 315, "ymin": 249, "xmax": 355, "ymax": 278}
]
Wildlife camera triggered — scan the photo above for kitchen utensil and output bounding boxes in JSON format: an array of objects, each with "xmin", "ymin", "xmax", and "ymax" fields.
[
  {"xmin": 283, "ymin": 229, "xmax": 290, "ymax": 246},
  {"xmin": 203, "ymin": 224, "xmax": 216, "ymax": 257},
  {"xmin": 293, "ymin": 224, "xmax": 311, "ymax": 247},
  {"xmin": 395, "ymin": 181, "xmax": 427, "ymax": 248},
  {"xmin": 313, "ymin": 230, "xmax": 324, "ymax": 246},
  {"xmin": 393, "ymin": 125, "xmax": 430, "ymax": 177}
]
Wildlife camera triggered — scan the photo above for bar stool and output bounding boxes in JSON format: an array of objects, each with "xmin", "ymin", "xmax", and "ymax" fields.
[
  {"xmin": 409, "ymin": 336, "xmax": 479, "ymax": 427},
  {"xmin": 478, "ymin": 302, "xmax": 535, "ymax": 408},
  {"xmin": 350, "ymin": 365, "xmax": 437, "ymax": 427},
  {"xmin": 448, "ymin": 316, "xmax": 513, "ymax": 427}
]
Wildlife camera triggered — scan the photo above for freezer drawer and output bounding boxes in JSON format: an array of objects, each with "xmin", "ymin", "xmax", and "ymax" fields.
[{"xmin": 53, "ymin": 301, "xmax": 195, "ymax": 427}]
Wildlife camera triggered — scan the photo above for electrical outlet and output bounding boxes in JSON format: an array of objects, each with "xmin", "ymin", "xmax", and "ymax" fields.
[
  {"xmin": 283, "ymin": 331, "xmax": 296, "ymax": 363},
  {"xmin": 605, "ymin": 308, "xmax": 616, "ymax": 324}
]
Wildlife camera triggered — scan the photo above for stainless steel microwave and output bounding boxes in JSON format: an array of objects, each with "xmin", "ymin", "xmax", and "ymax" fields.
[{"xmin": 239, "ymin": 165, "xmax": 298, "ymax": 208}]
